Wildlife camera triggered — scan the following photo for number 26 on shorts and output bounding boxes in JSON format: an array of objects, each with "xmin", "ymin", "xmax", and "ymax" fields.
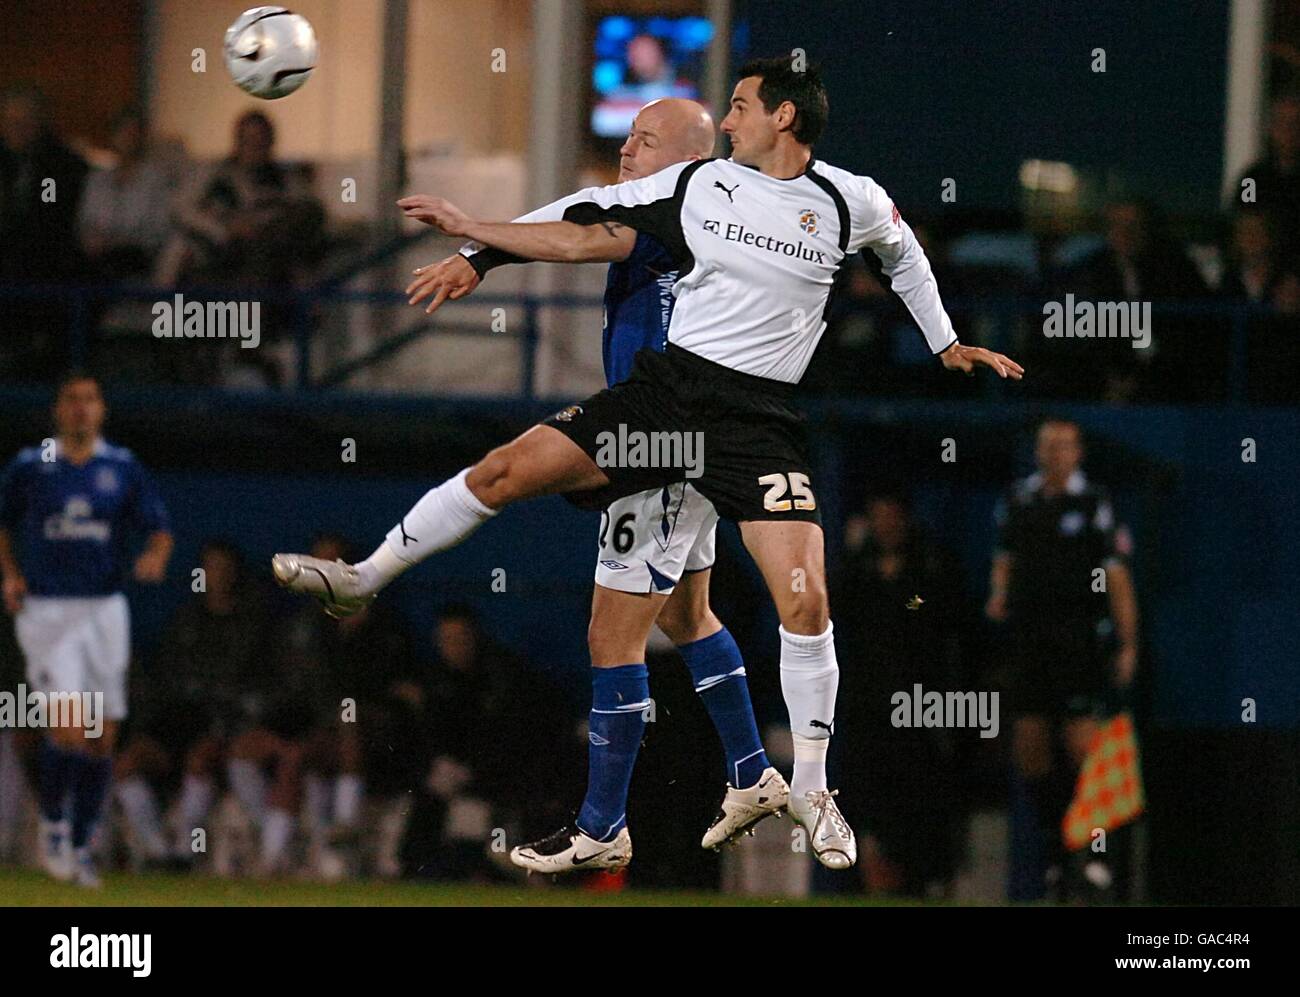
[{"xmin": 758, "ymin": 472, "xmax": 816, "ymax": 512}]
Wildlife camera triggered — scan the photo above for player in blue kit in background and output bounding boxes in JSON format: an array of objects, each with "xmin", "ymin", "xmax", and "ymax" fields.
[
  {"xmin": 385, "ymin": 98, "xmax": 796, "ymax": 872},
  {"xmin": 0, "ymin": 374, "xmax": 173, "ymax": 886}
]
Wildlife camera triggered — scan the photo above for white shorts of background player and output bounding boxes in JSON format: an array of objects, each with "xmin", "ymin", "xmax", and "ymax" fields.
[{"xmin": 15, "ymin": 594, "xmax": 130, "ymax": 722}]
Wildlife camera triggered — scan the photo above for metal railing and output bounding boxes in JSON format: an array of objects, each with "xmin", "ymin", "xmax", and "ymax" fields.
[{"xmin": 0, "ymin": 279, "xmax": 1284, "ymax": 404}]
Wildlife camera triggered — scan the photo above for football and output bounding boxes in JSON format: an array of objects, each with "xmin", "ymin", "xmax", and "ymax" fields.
[{"xmin": 223, "ymin": 6, "xmax": 318, "ymax": 100}]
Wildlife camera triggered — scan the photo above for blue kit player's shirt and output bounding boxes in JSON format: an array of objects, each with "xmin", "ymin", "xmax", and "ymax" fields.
[
  {"xmin": 602, "ymin": 232, "xmax": 677, "ymax": 386},
  {"xmin": 0, "ymin": 439, "xmax": 169, "ymax": 597}
]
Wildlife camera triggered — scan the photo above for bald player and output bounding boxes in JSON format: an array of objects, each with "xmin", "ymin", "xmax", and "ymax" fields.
[{"xmin": 399, "ymin": 99, "xmax": 790, "ymax": 873}]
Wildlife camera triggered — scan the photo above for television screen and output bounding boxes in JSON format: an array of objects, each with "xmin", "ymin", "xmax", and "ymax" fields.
[{"xmin": 590, "ymin": 14, "xmax": 715, "ymax": 139}]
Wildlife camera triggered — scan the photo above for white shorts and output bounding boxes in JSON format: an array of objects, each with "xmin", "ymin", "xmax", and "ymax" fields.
[
  {"xmin": 15, "ymin": 594, "xmax": 131, "ymax": 721},
  {"xmin": 595, "ymin": 482, "xmax": 718, "ymax": 594}
]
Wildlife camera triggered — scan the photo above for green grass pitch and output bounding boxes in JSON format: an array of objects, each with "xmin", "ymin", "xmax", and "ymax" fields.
[{"xmin": 0, "ymin": 868, "xmax": 917, "ymax": 906}]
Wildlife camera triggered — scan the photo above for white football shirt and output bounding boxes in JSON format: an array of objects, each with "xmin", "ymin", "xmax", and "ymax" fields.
[{"xmin": 550, "ymin": 157, "xmax": 958, "ymax": 383}]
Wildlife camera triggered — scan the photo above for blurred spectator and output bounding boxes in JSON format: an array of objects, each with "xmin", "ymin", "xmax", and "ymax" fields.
[
  {"xmin": 1233, "ymin": 91, "xmax": 1300, "ymax": 264},
  {"xmin": 0, "ymin": 85, "xmax": 87, "ymax": 277},
  {"xmin": 0, "ymin": 84, "xmax": 88, "ymax": 378},
  {"xmin": 156, "ymin": 110, "xmax": 325, "ymax": 290},
  {"xmin": 401, "ymin": 604, "xmax": 578, "ymax": 881},
  {"xmin": 1219, "ymin": 209, "xmax": 1298, "ymax": 306},
  {"xmin": 1219, "ymin": 209, "xmax": 1300, "ymax": 405},
  {"xmin": 0, "ymin": 613, "xmax": 29, "ymax": 864},
  {"xmin": 986, "ymin": 419, "xmax": 1139, "ymax": 902},
  {"xmin": 1053, "ymin": 200, "xmax": 1209, "ymax": 402},
  {"xmin": 248, "ymin": 532, "xmax": 419, "ymax": 878},
  {"xmin": 804, "ymin": 262, "xmax": 892, "ymax": 394},
  {"xmin": 77, "ymin": 109, "xmax": 174, "ymax": 282},
  {"xmin": 831, "ymin": 494, "xmax": 970, "ymax": 898},
  {"xmin": 114, "ymin": 539, "xmax": 271, "ymax": 867}
]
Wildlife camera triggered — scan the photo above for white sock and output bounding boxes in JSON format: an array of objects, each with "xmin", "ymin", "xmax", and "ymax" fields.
[
  {"xmin": 354, "ymin": 468, "xmax": 496, "ymax": 594},
  {"xmin": 175, "ymin": 775, "xmax": 215, "ymax": 857},
  {"xmin": 115, "ymin": 776, "xmax": 168, "ymax": 860},
  {"xmin": 227, "ymin": 759, "xmax": 267, "ymax": 823},
  {"xmin": 779, "ymin": 623, "xmax": 838, "ymax": 802},
  {"xmin": 333, "ymin": 774, "xmax": 363, "ymax": 827},
  {"xmin": 261, "ymin": 807, "xmax": 295, "ymax": 866},
  {"xmin": 790, "ymin": 733, "xmax": 829, "ymax": 805}
]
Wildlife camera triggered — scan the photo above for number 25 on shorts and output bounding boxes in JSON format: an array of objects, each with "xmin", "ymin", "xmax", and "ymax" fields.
[{"xmin": 758, "ymin": 472, "xmax": 816, "ymax": 512}]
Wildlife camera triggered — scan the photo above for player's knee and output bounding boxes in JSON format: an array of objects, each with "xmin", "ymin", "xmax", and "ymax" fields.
[
  {"xmin": 467, "ymin": 446, "xmax": 520, "ymax": 508},
  {"xmin": 779, "ymin": 586, "xmax": 829, "ymax": 636},
  {"xmin": 587, "ymin": 619, "xmax": 642, "ymax": 666},
  {"xmin": 656, "ymin": 598, "xmax": 717, "ymax": 646},
  {"xmin": 587, "ymin": 617, "xmax": 614, "ymax": 661}
]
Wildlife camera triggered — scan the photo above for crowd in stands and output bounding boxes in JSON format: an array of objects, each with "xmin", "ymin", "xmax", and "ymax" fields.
[
  {"xmin": 809, "ymin": 91, "xmax": 1300, "ymax": 407},
  {"xmin": 0, "ymin": 531, "xmax": 584, "ymax": 884},
  {"xmin": 0, "ymin": 85, "xmax": 326, "ymax": 387},
  {"xmin": 3, "ymin": 83, "xmax": 1297, "ymax": 401}
]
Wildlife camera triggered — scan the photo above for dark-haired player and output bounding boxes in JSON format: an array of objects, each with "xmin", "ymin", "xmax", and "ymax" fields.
[
  {"xmin": 0, "ymin": 374, "xmax": 172, "ymax": 886},
  {"xmin": 276, "ymin": 58, "xmax": 1021, "ymax": 872},
  {"xmin": 405, "ymin": 97, "xmax": 791, "ymax": 867}
]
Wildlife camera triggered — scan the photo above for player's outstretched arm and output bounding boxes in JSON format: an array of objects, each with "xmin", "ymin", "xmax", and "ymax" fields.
[
  {"xmin": 466, "ymin": 218, "xmax": 637, "ymax": 264},
  {"xmin": 938, "ymin": 340, "xmax": 1024, "ymax": 380},
  {"xmin": 399, "ymin": 194, "xmax": 636, "ymax": 264}
]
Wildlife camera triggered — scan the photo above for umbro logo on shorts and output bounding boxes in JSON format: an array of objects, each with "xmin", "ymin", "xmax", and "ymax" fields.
[{"xmin": 600, "ymin": 559, "xmax": 628, "ymax": 570}]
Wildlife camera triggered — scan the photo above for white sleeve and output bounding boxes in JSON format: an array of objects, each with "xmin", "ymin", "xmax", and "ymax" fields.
[
  {"xmin": 460, "ymin": 160, "xmax": 695, "ymax": 274},
  {"xmin": 557, "ymin": 160, "xmax": 694, "ymax": 265},
  {"xmin": 458, "ymin": 186, "xmax": 604, "ymax": 272},
  {"xmin": 848, "ymin": 177, "xmax": 958, "ymax": 355}
]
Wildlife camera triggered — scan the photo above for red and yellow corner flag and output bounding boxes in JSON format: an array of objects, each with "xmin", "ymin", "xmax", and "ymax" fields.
[{"xmin": 1062, "ymin": 712, "xmax": 1145, "ymax": 851}]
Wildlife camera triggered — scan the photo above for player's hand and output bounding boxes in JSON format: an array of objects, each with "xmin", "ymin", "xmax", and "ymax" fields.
[
  {"xmin": 2, "ymin": 573, "xmax": 26, "ymax": 614},
  {"xmin": 1111, "ymin": 643, "xmax": 1138, "ymax": 688},
  {"xmin": 406, "ymin": 253, "xmax": 481, "ymax": 314},
  {"xmin": 133, "ymin": 550, "xmax": 168, "ymax": 584},
  {"xmin": 940, "ymin": 342, "xmax": 1024, "ymax": 380},
  {"xmin": 397, "ymin": 195, "xmax": 474, "ymax": 237}
]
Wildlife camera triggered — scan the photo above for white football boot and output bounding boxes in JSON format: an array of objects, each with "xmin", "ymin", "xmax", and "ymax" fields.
[
  {"xmin": 271, "ymin": 554, "xmax": 375, "ymax": 619},
  {"xmin": 39, "ymin": 818, "xmax": 74, "ymax": 882},
  {"xmin": 701, "ymin": 766, "xmax": 790, "ymax": 849},
  {"xmin": 510, "ymin": 824, "xmax": 632, "ymax": 874},
  {"xmin": 789, "ymin": 789, "xmax": 858, "ymax": 870}
]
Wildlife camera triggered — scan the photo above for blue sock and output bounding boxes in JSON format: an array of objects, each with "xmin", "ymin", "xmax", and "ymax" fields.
[
  {"xmin": 576, "ymin": 664, "xmax": 649, "ymax": 842},
  {"xmin": 37, "ymin": 740, "xmax": 76, "ymax": 823},
  {"xmin": 679, "ymin": 628, "xmax": 769, "ymax": 789},
  {"xmin": 69, "ymin": 754, "xmax": 113, "ymax": 849}
]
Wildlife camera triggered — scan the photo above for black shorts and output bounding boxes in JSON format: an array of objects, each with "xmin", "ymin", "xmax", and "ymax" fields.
[
  {"xmin": 543, "ymin": 345, "xmax": 821, "ymax": 524},
  {"xmin": 1005, "ymin": 623, "xmax": 1110, "ymax": 719}
]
